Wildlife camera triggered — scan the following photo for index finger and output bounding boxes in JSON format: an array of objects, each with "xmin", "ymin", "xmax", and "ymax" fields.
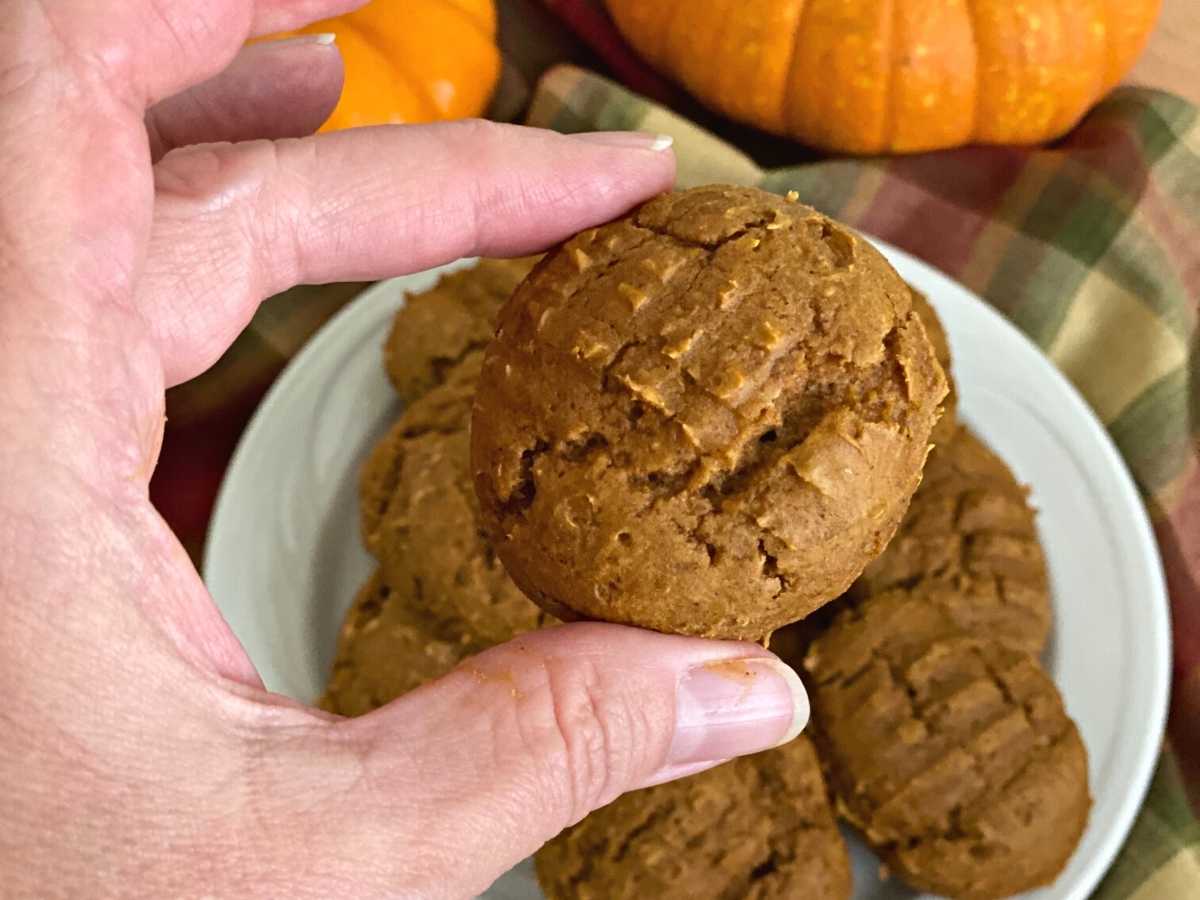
[{"xmin": 143, "ymin": 121, "xmax": 677, "ymax": 386}]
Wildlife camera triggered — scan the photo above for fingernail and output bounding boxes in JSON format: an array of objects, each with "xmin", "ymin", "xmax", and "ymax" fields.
[
  {"xmin": 267, "ymin": 33, "xmax": 337, "ymax": 49},
  {"xmin": 666, "ymin": 657, "xmax": 808, "ymax": 767},
  {"xmin": 569, "ymin": 131, "xmax": 674, "ymax": 152}
]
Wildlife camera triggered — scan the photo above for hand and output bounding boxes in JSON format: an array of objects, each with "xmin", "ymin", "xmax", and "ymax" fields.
[{"xmin": 0, "ymin": 2, "xmax": 808, "ymax": 897}]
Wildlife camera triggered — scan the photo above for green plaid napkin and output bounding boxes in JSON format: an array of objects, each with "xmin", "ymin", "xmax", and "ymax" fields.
[{"xmin": 527, "ymin": 64, "xmax": 1200, "ymax": 899}]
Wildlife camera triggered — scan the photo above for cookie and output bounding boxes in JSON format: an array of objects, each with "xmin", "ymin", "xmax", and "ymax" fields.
[
  {"xmin": 361, "ymin": 351, "xmax": 550, "ymax": 646},
  {"xmin": 384, "ymin": 256, "xmax": 538, "ymax": 402},
  {"xmin": 854, "ymin": 425, "xmax": 1051, "ymax": 655},
  {"xmin": 908, "ymin": 286, "xmax": 957, "ymax": 449},
  {"xmin": 535, "ymin": 737, "xmax": 852, "ymax": 900},
  {"xmin": 803, "ymin": 587, "xmax": 1090, "ymax": 899},
  {"xmin": 472, "ymin": 185, "xmax": 948, "ymax": 640},
  {"xmin": 320, "ymin": 570, "xmax": 476, "ymax": 717}
]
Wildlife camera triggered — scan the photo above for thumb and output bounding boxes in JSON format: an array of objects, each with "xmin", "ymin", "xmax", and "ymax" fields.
[{"xmin": 300, "ymin": 623, "xmax": 808, "ymax": 898}]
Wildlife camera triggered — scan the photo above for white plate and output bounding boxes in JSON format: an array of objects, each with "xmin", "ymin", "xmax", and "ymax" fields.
[{"xmin": 204, "ymin": 243, "xmax": 1170, "ymax": 900}]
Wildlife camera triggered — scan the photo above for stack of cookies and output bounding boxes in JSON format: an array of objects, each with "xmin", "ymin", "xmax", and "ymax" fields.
[
  {"xmin": 790, "ymin": 413, "xmax": 1088, "ymax": 897},
  {"xmin": 321, "ymin": 257, "xmax": 551, "ymax": 717},
  {"xmin": 322, "ymin": 186, "xmax": 1090, "ymax": 899}
]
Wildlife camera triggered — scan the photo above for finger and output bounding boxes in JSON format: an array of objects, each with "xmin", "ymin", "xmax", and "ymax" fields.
[
  {"xmin": 285, "ymin": 624, "xmax": 808, "ymax": 897},
  {"xmin": 145, "ymin": 37, "xmax": 343, "ymax": 162},
  {"xmin": 142, "ymin": 122, "xmax": 676, "ymax": 386},
  {"xmin": 33, "ymin": 0, "xmax": 365, "ymax": 107}
]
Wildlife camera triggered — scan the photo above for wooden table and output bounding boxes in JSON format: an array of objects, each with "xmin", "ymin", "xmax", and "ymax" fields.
[{"xmin": 1130, "ymin": 0, "xmax": 1199, "ymax": 104}]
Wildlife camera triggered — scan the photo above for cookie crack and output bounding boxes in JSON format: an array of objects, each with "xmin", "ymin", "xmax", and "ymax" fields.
[
  {"xmin": 364, "ymin": 441, "xmax": 407, "ymax": 546},
  {"xmin": 562, "ymin": 431, "xmax": 610, "ymax": 463},
  {"xmin": 629, "ymin": 460, "xmax": 702, "ymax": 502},
  {"xmin": 610, "ymin": 804, "xmax": 674, "ymax": 864},
  {"xmin": 694, "ymin": 325, "xmax": 906, "ymax": 510},
  {"xmin": 748, "ymin": 852, "xmax": 780, "ymax": 883},
  {"xmin": 757, "ymin": 537, "xmax": 788, "ymax": 598},
  {"xmin": 552, "ymin": 231, "xmax": 658, "ymax": 312},
  {"xmin": 399, "ymin": 422, "xmax": 466, "ymax": 440},
  {"xmin": 599, "ymin": 338, "xmax": 645, "ymax": 387},
  {"xmin": 350, "ymin": 581, "xmax": 390, "ymax": 633},
  {"xmin": 574, "ymin": 220, "xmax": 885, "ymax": 524},
  {"xmin": 500, "ymin": 439, "xmax": 550, "ymax": 516},
  {"xmin": 630, "ymin": 214, "xmax": 774, "ymax": 252},
  {"xmin": 428, "ymin": 340, "xmax": 489, "ymax": 386}
]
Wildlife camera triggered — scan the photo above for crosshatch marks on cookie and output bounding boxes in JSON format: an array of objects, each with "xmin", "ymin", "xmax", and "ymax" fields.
[{"xmin": 472, "ymin": 185, "xmax": 947, "ymax": 640}]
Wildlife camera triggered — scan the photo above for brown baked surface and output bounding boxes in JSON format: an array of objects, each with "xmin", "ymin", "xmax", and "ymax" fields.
[
  {"xmin": 471, "ymin": 185, "xmax": 947, "ymax": 640},
  {"xmin": 320, "ymin": 570, "xmax": 476, "ymax": 716},
  {"xmin": 908, "ymin": 285, "xmax": 957, "ymax": 449},
  {"xmin": 804, "ymin": 587, "xmax": 1090, "ymax": 899},
  {"xmin": 325, "ymin": 258, "xmax": 552, "ymax": 714},
  {"xmin": 360, "ymin": 350, "xmax": 549, "ymax": 646},
  {"xmin": 854, "ymin": 425, "xmax": 1052, "ymax": 655},
  {"xmin": 384, "ymin": 256, "xmax": 538, "ymax": 402},
  {"xmin": 535, "ymin": 737, "xmax": 852, "ymax": 900}
]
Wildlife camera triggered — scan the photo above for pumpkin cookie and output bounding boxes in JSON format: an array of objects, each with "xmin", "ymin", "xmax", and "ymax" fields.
[
  {"xmin": 384, "ymin": 256, "xmax": 538, "ymax": 402},
  {"xmin": 908, "ymin": 285, "xmax": 957, "ymax": 449},
  {"xmin": 472, "ymin": 185, "xmax": 947, "ymax": 640},
  {"xmin": 804, "ymin": 587, "xmax": 1090, "ymax": 899},
  {"xmin": 320, "ymin": 570, "xmax": 477, "ymax": 717},
  {"xmin": 361, "ymin": 351, "xmax": 550, "ymax": 646},
  {"xmin": 854, "ymin": 425, "xmax": 1051, "ymax": 655},
  {"xmin": 536, "ymin": 736, "xmax": 852, "ymax": 900}
]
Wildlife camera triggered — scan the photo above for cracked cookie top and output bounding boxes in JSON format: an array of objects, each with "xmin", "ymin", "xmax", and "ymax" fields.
[
  {"xmin": 803, "ymin": 586, "xmax": 1089, "ymax": 898},
  {"xmin": 852, "ymin": 425, "xmax": 1052, "ymax": 655},
  {"xmin": 535, "ymin": 736, "xmax": 851, "ymax": 900},
  {"xmin": 471, "ymin": 185, "xmax": 948, "ymax": 640}
]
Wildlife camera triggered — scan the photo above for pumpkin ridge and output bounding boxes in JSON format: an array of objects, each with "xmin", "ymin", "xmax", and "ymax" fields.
[
  {"xmin": 710, "ymin": 0, "xmax": 747, "ymax": 115},
  {"xmin": 779, "ymin": 0, "xmax": 809, "ymax": 143},
  {"xmin": 1040, "ymin": 0, "xmax": 1075, "ymax": 137},
  {"xmin": 664, "ymin": 2, "xmax": 691, "ymax": 62},
  {"xmin": 1098, "ymin": 0, "xmax": 1115, "ymax": 92},
  {"xmin": 662, "ymin": 0, "xmax": 697, "ymax": 78},
  {"xmin": 676, "ymin": 0, "xmax": 737, "ymax": 107},
  {"xmin": 962, "ymin": 0, "xmax": 984, "ymax": 143},
  {"xmin": 610, "ymin": 0, "xmax": 675, "ymax": 64},
  {"xmin": 878, "ymin": 0, "xmax": 899, "ymax": 155},
  {"xmin": 782, "ymin": 0, "xmax": 817, "ymax": 145}
]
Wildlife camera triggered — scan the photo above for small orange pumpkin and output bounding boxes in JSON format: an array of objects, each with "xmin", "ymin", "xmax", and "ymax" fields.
[
  {"xmin": 604, "ymin": 0, "xmax": 1161, "ymax": 153},
  {"xmin": 277, "ymin": 0, "xmax": 501, "ymax": 130}
]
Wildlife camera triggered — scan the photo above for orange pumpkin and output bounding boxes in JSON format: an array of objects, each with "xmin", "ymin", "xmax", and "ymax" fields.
[
  {"xmin": 278, "ymin": 0, "xmax": 500, "ymax": 130},
  {"xmin": 604, "ymin": 0, "xmax": 1161, "ymax": 153}
]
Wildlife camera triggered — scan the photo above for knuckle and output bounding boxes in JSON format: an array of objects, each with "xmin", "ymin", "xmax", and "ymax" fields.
[
  {"xmin": 154, "ymin": 140, "xmax": 256, "ymax": 201},
  {"xmin": 537, "ymin": 657, "xmax": 644, "ymax": 823},
  {"xmin": 451, "ymin": 116, "xmax": 506, "ymax": 147}
]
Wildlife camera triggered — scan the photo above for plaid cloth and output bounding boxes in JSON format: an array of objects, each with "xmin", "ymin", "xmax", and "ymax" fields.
[{"xmin": 152, "ymin": 17, "xmax": 1200, "ymax": 896}]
